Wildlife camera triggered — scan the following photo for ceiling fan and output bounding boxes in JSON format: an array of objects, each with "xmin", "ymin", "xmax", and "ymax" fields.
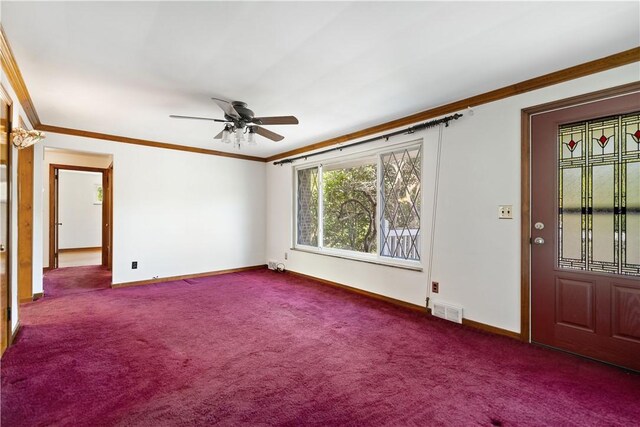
[{"xmin": 170, "ymin": 98, "xmax": 299, "ymax": 148}]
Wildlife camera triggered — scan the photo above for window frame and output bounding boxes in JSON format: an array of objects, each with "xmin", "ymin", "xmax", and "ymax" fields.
[{"xmin": 292, "ymin": 139, "xmax": 424, "ymax": 270}]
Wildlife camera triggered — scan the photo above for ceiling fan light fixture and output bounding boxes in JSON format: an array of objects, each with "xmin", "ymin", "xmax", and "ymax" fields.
[
  {"xmin": 221, "ymin": 124, "xmax": 233, "ymax": 144},
  {"xmin": 247, "ymin": 127, "xmax": 257, "ymax": 145},
  {"xmin": 235, "ymin": 127, "xmax": 245, "ymax": 144}
]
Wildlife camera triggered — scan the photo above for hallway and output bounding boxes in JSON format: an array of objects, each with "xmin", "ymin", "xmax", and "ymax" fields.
[{"xmin": 43, "ymin": 266, "xmax": 112, "ymax": 298}]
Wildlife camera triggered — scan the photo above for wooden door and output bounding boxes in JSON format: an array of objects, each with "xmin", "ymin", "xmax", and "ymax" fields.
[
  {"xmin": 1, "ymin": 89, "xmax": 11, "ymax": 355},
  {"xmin": 531, "ymin": 92, "xmax": 640, "ymax": 371},
  {"xmin": 102, "ymin": 164, "xmax": 112, "ymax": 268},
  {"xmin": 52, "ymin": 167, "xmax": 60, "ymax": 269}
]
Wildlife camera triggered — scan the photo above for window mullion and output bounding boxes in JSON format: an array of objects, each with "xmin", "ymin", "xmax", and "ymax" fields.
[
  {"xmin": 318, "ymin": 164, "xmax": 324, "ymax": 249},
  {"xmin": 376, "ymin": 153, "xmax": 383, "ymax": 258}
]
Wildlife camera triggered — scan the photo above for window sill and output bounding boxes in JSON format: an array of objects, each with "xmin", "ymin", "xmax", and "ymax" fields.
[{"xmin": 290, "ymin": 247, "xmax": 424, "ymax": 272}]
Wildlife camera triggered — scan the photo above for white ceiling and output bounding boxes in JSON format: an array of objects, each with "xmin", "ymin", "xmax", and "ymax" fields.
[{"xmin": 3, "ymin": 1, "xmax": 639, "ymax": 158}]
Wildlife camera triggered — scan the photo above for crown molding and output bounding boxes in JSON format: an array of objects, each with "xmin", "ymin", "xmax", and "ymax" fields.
[
  {"xmin": 2, "ymin": 22, "xmax": 638, "ymax": 164},
  {"xmin": 267, "ymin": 46, "xmax": 640, "ymax": 162},
  {"xmin": 0, "ymin": 26, "xmax": 41, "ymax": 128},
  {"xmin": 36, "ymin": 124, "xmax": 265, "ymax": 162}
]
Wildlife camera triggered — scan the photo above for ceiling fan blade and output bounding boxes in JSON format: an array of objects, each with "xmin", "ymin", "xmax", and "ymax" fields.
[
  {"xmin": 254, "ymin": 126, "xmax": 284, "ymax": 142},
  {"xmin": 252, "ymin": 116, "xmax": 299, "ymax": 125},
  {"xmin": 211, "ymin": 97, "xmax": 241, "ymax": 119},
  {"xmin": 170, "ymin": 114, "xmax": 228, "ymax": 123}
]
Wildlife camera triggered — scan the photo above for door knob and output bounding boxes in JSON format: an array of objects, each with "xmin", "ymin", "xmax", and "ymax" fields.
[
  {"xmin": 533, "ymin": 237, "xmax": 545, "ymax": 245},
  {"xmin": 0, "ymin": 244, "xmax": 5, "ymax": 252}
]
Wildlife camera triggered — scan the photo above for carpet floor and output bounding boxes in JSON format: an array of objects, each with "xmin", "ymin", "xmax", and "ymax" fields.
[
  {"xmin": 2, "ymin": 269, "xmax": 639, "ymax": 426},
  {"xmin": 43, "ymin": 265, "xmax": 112, "ymax": 298}
]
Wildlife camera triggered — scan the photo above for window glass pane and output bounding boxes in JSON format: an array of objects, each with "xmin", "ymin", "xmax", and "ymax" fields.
[
  {"xmin": 322, "ymin": 160, "xmax": 377, "ymax": 253},
  {"xmin": 591, "ymin": 164, "xmax": 615, "ymax": 264},
  {"xmin": 380, "ymin": 146, "xmax": 422, "ymax": 260},
  {"xmin": 560, "ymin": 167, "xmax": 584, "ymax": 261},
  {"xmin": 297, "ymin": 167, "xmax": 318, "ymax": 246},
  {"xmin": 557, "ymin": 112, "xmax": 640, "ymax": 277},
  {"xmin": 624, "ymin": 161, "xmax": 640, "ymax": 274}
]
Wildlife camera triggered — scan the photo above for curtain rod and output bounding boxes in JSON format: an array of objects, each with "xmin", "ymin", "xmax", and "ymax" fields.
[{"xmin": 273, "ymin": 113, "xmax": 463, "ymax": 165}]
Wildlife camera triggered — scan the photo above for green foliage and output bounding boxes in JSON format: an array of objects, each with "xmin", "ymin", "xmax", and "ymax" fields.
[{"xmin": 322, "ymin": 164, "xmax": 377, "ymax": 253}]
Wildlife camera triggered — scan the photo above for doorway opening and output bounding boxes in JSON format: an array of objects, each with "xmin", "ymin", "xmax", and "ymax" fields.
[
  {"xmin": 522, "ymin": 82, "xmax": 640, "ymax": 371},
  {"xmin": 44, "ymin": 148, "xmax": 113, "ymax": 298}
]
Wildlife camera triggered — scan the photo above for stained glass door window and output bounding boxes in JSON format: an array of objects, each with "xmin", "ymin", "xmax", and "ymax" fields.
[{"xmin": 558, "ymin": 111, "xmax": 640, "ymax": 276}]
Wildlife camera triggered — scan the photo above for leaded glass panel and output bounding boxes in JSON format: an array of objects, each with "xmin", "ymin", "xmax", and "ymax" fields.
[
  {"xmin": 558, "ymin": 111, "xmax": 640, "ymax": 276},
  {"xmin": 297, "ymin": 167, "xmax": 319, "ymax": 246},
  {"xmin": 380, "ymin": 145, "xmax": 421, "ymax": 261}
]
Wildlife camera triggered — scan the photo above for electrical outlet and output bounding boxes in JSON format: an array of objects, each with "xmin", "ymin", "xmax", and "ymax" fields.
[
  {"xmin": 132, "ymin": 261, "xmax": 138, "ymax": 269},
  {"xmin": 498, "ymin": 205, "xmax": 513, "ymax": 219},
  {"xmin": 432, "ymin": 281, "xmax": 439, "ymax": 293}
]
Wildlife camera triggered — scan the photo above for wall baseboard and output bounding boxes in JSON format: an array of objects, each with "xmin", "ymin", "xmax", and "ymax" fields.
[
  {"xmin": 111, "ymin": 264, "xmax": 267, "ymax": 289},
  {"xmin": 461, "ymin": 318, "xmax": 521, "ymax": 340},
  {"xmin": 286, "ymin": 270, "xmax": 521, "ymax": 340},
  {"xmin": 10, "ymin": 321, "xmax": 21, "ymax": 345},
  {"xmin": 287, "ymin": 270, "xmax": 428, "ymax": 314}
]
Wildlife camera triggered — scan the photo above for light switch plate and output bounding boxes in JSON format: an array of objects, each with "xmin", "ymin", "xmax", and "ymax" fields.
[{"xmin": 498, "ymin": 205, "xmax": 513, "ymax": 219}]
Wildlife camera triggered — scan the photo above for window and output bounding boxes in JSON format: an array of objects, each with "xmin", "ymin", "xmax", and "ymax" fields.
[
  {"xmin": 558, "ymin": 112, "xmax": 640, "ymax": 276},
  {"xmin": 295, "ymin": 141, "xmax": 422, "ymax": 267}
]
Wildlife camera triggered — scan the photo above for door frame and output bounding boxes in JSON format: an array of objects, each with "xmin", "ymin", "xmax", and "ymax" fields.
[
  {"xmin": 48, "ymin": 164, "xmax": 112, "ymax": 270},
  {"xmin": 0, "ymin": 83, "xmax": 13, "ymax": 353},
  {"xmin": 520, "ymin": 81, "xmax": 640, "ymax": 343}
]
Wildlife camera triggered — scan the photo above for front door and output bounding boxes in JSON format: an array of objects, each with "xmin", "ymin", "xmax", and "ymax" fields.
[{"xmin": 531, "ymin": 91, "xmax": 640, "ymax": 371}]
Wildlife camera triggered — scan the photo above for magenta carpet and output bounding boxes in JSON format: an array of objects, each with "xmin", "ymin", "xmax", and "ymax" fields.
[
  {"xmin": 2, "ymin": 269, "xmax": 639, "ymax": 426},
  {"xmin": 43, "ymin": 265, "xmax": 112, "ymax": 298}
]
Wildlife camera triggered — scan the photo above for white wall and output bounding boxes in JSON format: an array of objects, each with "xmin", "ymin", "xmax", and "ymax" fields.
[
  {"xmin": 36, "ymin": 135, "xmax": 266, "ymax": 286},
  {"xmin": 58, "ymin": 170, "xmax": 102, "ymax": 249},
  {"xmin": 42, "ymin": 150, "xmax": 112, "ymax": 267},
  {"xmin": 266, "ymin": 62, "xmax": 640, "ymax": 334}
]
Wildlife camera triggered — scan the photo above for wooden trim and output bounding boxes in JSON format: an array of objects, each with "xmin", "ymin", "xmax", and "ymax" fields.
[
  {"xmin": 0, "ymin": 26, "xmax": 40, "ymax": 128},
  {"xmin": 522, "ymin": 81, "xmax": 640, "ymax": 115},
  {"xmin": 461, "ymin": 318, "xmax": 521, "ymax": 340},
  {"xmin": 48, "ymin": 165, "xmax": 55, "ymax": 269},
  {"xmin": 42, "ymin": 267, "xmax": 51, "ymax": 273},
  {"xmin": 287, "ymin": 270, "xmax": 428, "ymax": 313},
  {"xmin": 9, "ymin": 321, "xmax": 20, "ymax": 346},
  {"xmin": 267, "ymin": 47, "xmax": 640, "ymax": 162},
  {"xmin": 37, "ymin": 124, "xmax": 265, "ymax": 163},
  {"xmin": 58, "ymin": 247, "xmax": 101, "ymax": 253},
  {"xmin": 48, "ymin": 164, "xmax": 108, "ymax": 270},
  {"xmin": 520, "ymin": 109, "xmax": 531, "ymax": 344},
  {"xmin": 0, "ymin": 84, "xmax": 13, "ymax": 356},
  {"xmin": 111, "ymin": 264, "xmax": 268, "ymax": 288},
  {"xmin": 288, "ymin": 270, "xmax": 522, "ymax": 339},
  {"xmin": 17, "ymin": 145, "xmax": 33, "ymax": 303},
  {"xmin": 2, "ymin": 21, "xmax": 638, "ymax": 168},
  {"xmin": 49, "ymin": 163, "xmax": 106, "ymax": 173},
  {"xmin": 101, "ymin": 164, "xmax": 112, "ymax": 268},
  {"xmin": 107, "ymin": 164, "xmax": 113, "ymax": 269},
  {"xmin": 519, "ymin": 82, "xmax": 640, "ymax": 345}
]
